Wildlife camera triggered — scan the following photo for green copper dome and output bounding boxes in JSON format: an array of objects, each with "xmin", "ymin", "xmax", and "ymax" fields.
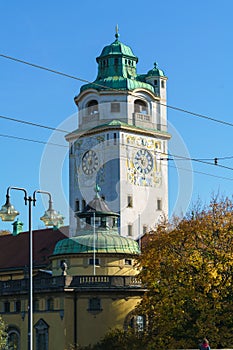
[
  {"xmin": 53, "ymin": 231, "xmax": 140, "ymax": 255},
  {"xmin": 97, "ymin": 38, "xmax": 138, "ymax": 61},
  {"xmin": 79, "ymin": 32, "xmax": 156, "ymax": 94},
  {"xmin": 52, "ymin": 187, "xmax": 140, "ymax": 256},
  {"xmin": 147, "ymin": 62, "xmax": 165, "ymax": 77}
]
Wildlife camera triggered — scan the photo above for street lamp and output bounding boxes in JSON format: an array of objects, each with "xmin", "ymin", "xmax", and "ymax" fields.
[{"xmin": 0, "ymin": 187, "xmax": 64, "ymax": 350}]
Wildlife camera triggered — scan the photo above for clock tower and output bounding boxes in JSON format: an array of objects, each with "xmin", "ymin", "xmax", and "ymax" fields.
[{"xmin": 66, "ymin": 31, "xmax": 171, "ymax": 238}]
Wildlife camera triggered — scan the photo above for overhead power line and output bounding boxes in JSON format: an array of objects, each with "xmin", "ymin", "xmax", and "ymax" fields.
[
  {"xmin": 1, "ymin": 127, "xmax": 233, "ymax": 173},
  {"xmin": 1, "ymin": 53, "xmax": 233, "ymax": 128},
  {"xmin": 0, "ymin": 132, "xmax": 68, "ymax": 148},
  {"xmin": 1, "ymin": 130, "xmax": 232, "ymax": 183},
  {"xmin": 0, "ymin": 114, "xmax": 68, "ymax": 133}
]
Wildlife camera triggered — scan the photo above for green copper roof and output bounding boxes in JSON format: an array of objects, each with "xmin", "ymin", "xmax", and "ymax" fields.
[
  {"xmin": 97, "ymin": 38, "xmax": 138, "ymax": 61},
  {"xmin": 52, "ymin": 188, "xmax": 140, "ymax": 256},
  {"xmin": 147, "ymin": 62, "xmax": 165, "ymax": 77},
  {"xmin": 53, "ymin": 232, "xmax": 140, "ymax": 255},
  {"xmin": 79, "ymin": 32, "xmax": 166, "ymax": 94},
  {"xmin": 80, "ymin": 76, "xmax": 155, "ymax": 93}
]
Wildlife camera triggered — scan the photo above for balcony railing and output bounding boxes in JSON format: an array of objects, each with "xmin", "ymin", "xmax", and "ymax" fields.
[
  {"xmin": 133, "ymin": 112, "xmax": 152, "ymax": 123},
  {"xmin": 0, "ymin": 275, "xmax": 142, "ymax": 295}
]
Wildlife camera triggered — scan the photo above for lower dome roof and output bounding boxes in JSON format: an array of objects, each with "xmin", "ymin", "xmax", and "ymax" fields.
[{"xmin": 53, "ymin": 231, "xmax": 140, "ymax": 255}]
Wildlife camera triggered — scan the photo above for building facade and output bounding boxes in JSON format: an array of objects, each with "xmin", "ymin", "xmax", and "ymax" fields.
[{"xmin": 0, "ymin": 32, "xmax": 169, "ymax": 349}]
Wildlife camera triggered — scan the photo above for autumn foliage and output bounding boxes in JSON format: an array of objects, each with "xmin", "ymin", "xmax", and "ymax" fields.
[{"xmin": 136, "ymin": 197, "xmax": 233, "ymax": 348}]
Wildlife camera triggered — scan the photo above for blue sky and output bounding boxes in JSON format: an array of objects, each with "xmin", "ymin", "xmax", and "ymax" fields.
[{"xmin": 1, "ymin": 0, "xmax": 233, "ymax": 231}]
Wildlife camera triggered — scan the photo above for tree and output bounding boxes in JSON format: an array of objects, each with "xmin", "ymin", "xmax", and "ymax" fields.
[
  {"xmin": 136, "ymin": 197, "xmax": 233, "ymax": 349},
  {"xmin": 75, "ymin": 328, "xmax": 146, "ymax": 350},
  {"xmin": 0, "ymin": 317, "xmax": 7, "ymax": 349}
]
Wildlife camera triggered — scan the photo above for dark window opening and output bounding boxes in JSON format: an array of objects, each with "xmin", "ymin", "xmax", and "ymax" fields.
[
  {"xmin": 34, "ymin": 299, "xmax": 40, "ymax": 312},
  {"xmin": 89, "ymin": 258, "xmax": 100, "ymax": 266},
  {"xmin": 125, "ymin": 259, "xmax": 132, "ymax": 265},
  {"xmin": 47, "ymin": 298, "xmax": 54, "ymax": 311},
  {"xmin": 15, "ymin": 301, "xmax": 21, "ymax": 313},
  {"xmin": 127, "ymin": 195, "xmax": 133, "ymax": 208},
  {"xmin": 82, "ymin": 199, "xmax": 86, "ymax": 210},
  {"xmin": 134, "ymin": 99, "xmax": 148, "ymax": 114},
  {"xmin": 4, "ymin": 301, "xmax": 10, "ymax": 313},
  {"xmin": 88, "ymin": 298, "xmax": 101, "ymax": 311},
  {"xmin": 157, "ymin": 199, "xmax": 162, "ymax": 211},
  {"xmin": 86, "ymin": 100, "xmax": 99, "ymax": 115},
  {"xmin": 75, "ymin": 200, "xmax": 80, "ymax": 212},
  {"xmin": 113, "ymin": 133, "xmax": 117, "ymax": 145}
]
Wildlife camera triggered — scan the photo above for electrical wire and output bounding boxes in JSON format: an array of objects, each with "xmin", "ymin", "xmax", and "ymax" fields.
[
  {"xmin": 0, "ymin": 114, "xmax": 68, "ymax": 133},
  {"xmin": 1, "ymin": 54, "xmax": 233, "ymax": 173},
  {"xmin": 0, "ymin": 133, "xmax": 68, "ymax": 148},
  {"xmin": 1, "ymin": 53, "xmax": 233, "ymax": 128}
]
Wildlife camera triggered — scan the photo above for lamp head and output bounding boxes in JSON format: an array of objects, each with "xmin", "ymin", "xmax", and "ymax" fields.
[
  {"xmin": 40, "ymin": 200, "xmax": 64, "ymax": 227},
  {"xmin": 0, "ymin": 195, "xmax": 19, "ymax": 222}
]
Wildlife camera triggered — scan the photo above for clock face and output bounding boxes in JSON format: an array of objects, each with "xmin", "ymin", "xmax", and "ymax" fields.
[
  {"xmin": 82, "ymin": 150, "xmax": 98, "ymax": 175},
  {"xmin": 133, "ymin": 149, "xmax": 153, "ymax": 174}
]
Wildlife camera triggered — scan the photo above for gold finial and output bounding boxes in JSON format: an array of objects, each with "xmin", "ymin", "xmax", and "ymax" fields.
[{"xmin": 115, "ymin": 24, "xmax": 119, "ymax": 40}]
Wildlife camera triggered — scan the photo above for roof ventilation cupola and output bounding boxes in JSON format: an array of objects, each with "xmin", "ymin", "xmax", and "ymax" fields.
[
  {"xmin": 146, "ymin": 62, "xmax": 165, "ymax": 78},
  {"xmin": 53, "ymin": 185, "xmax": 140, "ymax": 255},
  {"xmin": 12, "ymin": 218, "xmax": 24, "ymax": 236},
  {"xmin": 95, "ymin": 27, "xmax": 138, "ymax": 81}
]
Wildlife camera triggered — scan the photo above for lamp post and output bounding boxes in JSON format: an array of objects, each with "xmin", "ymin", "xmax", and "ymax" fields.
[{"xmin": 0, "ymin": 187, "xmax": 64, "ymax": 350}]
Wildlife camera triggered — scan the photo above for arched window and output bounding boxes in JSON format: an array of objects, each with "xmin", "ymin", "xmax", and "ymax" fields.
[
  {"xmin": 134, "ymin": 99, "xmax": 148, "ymax": 115},
  {"xmin": 86, "ymin": 100, "xmax": 99, "ymax": 115},
  {"xmin": 8, "ymin": 327, "xmax": 20, "ymax": 350}
]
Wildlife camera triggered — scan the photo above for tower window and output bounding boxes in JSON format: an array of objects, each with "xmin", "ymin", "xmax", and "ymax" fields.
[
  {"xmin": 128, "ymin": 224, "xmax": 133, "ymax": 237},
  {"xmin": 161, "ymin": 80, "xmax": 165, "ymax": 88},
  {"xmin": 111, "ymin": 102, "xmax": 120, "ymax": 113},
  {"xmin": 134, "ymin": 99, "xmax": 148, "ymax": 115},
  {"xmin": 114, "ymin": 58, "xmax": 119, "ymax": 65},
  {"xmin": 75, "ymin": 200, "xmax": 80, "ymax": 212},
  {"xmin": 154, "ymin": 79, "xmax": 158, "ymax": 86},
  {"xmin": 82, "ymin": 199, "xmax": 86, "ymax": 210},
  {"xmin": 86, "ymin": 100, "xmax": 99, "ymax": 115},
  {"xmin": 127, "ymin": 195, "xmax": 133, "ymax": 208},
  {"xmin": 106, "ymin": 133, "xmax": 109, "ymax": 145},
  {"xmin": 113, "ymin": 133, "xmax": 117, "ymax": 145},
  {"xmin": 157, "ymin": 199, "xmax": 162, "ymax": 211}
]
